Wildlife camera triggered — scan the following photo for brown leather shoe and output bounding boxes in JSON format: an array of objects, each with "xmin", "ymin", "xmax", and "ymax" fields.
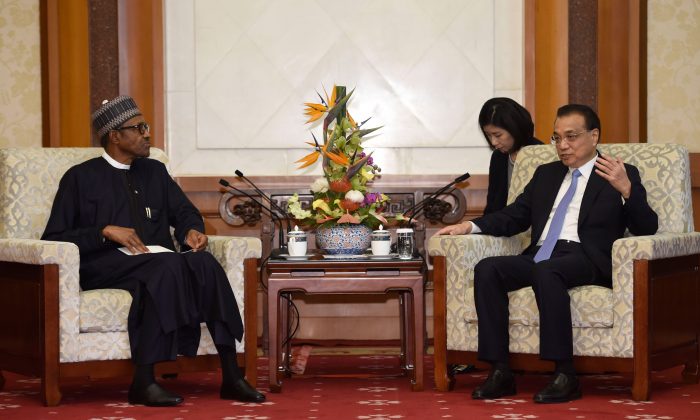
[
  {"xmin": 220, "ymin": 378, "xmax": 266, "ymax": 403},
  {"xmin": 533, "ymin": 373, "xmax": 582, "ymax": 403},
  {"xmin": 471, "ymin": 368, "xmax": 517, "ymax": 400},
  {"xmin": 128, "ymin": 382, "xmax": 184, "ymax": 407}
]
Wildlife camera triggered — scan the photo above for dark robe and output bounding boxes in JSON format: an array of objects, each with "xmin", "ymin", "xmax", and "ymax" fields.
[{"xmin": 42, "ymin": 155, "xmax": 243, "ymax": 364}]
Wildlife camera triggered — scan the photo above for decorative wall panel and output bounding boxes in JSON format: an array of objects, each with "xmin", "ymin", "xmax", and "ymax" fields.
[
  {"xmin": 165, "ymin": 0, "xmax": 524, "ymax": 175},
  {"xmin": 648, "ymin": 0, "xmax": 700, "ymax": 152},
  {"xmin": 0, "ymin": 0, "xmax": 41, "ymax": 148}
]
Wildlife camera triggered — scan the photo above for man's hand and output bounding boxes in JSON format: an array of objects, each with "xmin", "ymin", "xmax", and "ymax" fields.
[
  {"xmin": 436, "ymin": 221, "xmax": 473, "ymax": 236},
  {"xmin": 594, "ymin": 154, "xmax": 632, "ymax": 199},
  {"xmin": 185, "ymin": 229, "xmax": 208, "ymax": 251},
  {"xmin": 102, "ymin": 225, "xmax": 149, "ymax": 254}
]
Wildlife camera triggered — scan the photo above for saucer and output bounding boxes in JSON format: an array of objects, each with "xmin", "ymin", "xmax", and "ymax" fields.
[
  {"xmin": 278, "ymin": 254, "xmax": 310, "ymax": 261},
  {"xmin": 366, "ymin": 253, "xmax": 397, "ymax": 260},
  {"xmin": 322, "ymin": 254, "xmax": 366, "ymax": 260}
]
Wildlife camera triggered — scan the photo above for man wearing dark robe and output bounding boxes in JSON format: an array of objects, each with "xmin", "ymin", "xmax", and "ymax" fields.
[{"xmin": 42, "ymin": 96, "xmax": 265, "ymax": 407}]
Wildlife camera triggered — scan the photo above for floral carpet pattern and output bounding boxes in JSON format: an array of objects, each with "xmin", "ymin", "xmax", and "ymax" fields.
[{"xmin": 1, "ymin": 346, "xmax": 699, "ymax": 419}]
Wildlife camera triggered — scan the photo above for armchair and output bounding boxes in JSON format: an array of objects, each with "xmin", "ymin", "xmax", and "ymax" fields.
[
  {"xmin": 0, "ymin": 147, "xmax": 261, "ymax": 406},
  {"xmin": 430, "ymin": 143, "xmax": 700, "ymax": 400}
]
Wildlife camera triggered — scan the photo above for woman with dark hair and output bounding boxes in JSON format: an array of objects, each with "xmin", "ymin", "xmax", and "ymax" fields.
[{"xmin": 480, "ymin": 98, "xmax": 542, "ymax": 214}]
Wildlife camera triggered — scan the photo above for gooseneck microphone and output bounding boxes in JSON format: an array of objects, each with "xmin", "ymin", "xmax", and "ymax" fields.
[
  {"xmin": 234, "ymin": 169, "xmax": 291, "ymax": 248},
  {"xmin": 405, "ymin": 172, "xmax": 470, "ymax": 226},
  {"xmin": 219, "ymin": 178, "xmax": 285, "ymax": 254}
]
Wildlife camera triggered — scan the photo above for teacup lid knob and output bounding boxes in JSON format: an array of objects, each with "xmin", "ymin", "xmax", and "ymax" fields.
[
  {"xmin": 378, "ymin": 224, "xmax": 384, "ymax": 231},
  {"xmin": 293, "ymin": 225, "xmax": 300, "ymax": 232}
]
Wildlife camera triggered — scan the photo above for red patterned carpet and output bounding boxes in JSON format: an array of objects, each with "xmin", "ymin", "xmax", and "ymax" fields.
[{"xmin": 1, "ymin": 346, "xmax": 699, "ymax": 419}]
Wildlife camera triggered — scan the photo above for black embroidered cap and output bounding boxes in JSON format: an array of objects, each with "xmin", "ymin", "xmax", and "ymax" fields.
[{"xmin": 91, "ymin": 96, "xmax": 142, "ymax": 138}]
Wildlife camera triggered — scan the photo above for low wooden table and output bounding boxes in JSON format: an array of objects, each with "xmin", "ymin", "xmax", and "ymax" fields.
[{"xmin": 266, "ymin": 256, "xmax": 425, "ymax": 392}]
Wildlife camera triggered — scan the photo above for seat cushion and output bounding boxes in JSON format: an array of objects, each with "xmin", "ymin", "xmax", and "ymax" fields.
[
  {"xmin": 79, "ymin": 289, "xmax": 132, "ymax": 333},
  {"xmin": 463, "ymin": 285, "xmax": 613, "ymax": 328}
]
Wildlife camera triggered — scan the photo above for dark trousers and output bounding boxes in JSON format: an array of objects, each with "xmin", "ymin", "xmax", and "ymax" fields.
[
  {"xmin": 474, "ymin": 241, "xmax": 602, "ymax": 363},
  {"xmin": 81, "ymin": 250, "xmax": 243, "ymax": 365}
]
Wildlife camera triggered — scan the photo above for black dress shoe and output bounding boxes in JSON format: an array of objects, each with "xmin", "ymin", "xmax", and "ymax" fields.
[
  {"xmin": 128, "ymin": 382, "xmax": 184, "ymax": 407},
  {"xmin": 220, "ymin": 378, "xmax": 266, "ymax": 402},
  {"xmin": 471, "ymin": 368, "xmax": 517, "ymax": 400},
  {"xmin": 533, "ymin": 372, "xmax": 582, "ymax": 403}
]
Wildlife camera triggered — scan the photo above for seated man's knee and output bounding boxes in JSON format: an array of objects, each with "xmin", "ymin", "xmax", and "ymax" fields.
[
  {"xmin": 475, "ymin": 257, "xmax": 500, "ymax": 278},
  {"xmin": 474, "ymin": 257, "xmax": 502, "ymax": 291}
]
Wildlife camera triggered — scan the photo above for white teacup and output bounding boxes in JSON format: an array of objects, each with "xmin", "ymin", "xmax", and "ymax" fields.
[
  {"xmin": 371, "ymin": 230, "xmax": 391, "ymax": 256},
  {"xmin": 287, "ymin": 231, "xmax": 307, "ymax": 256}
]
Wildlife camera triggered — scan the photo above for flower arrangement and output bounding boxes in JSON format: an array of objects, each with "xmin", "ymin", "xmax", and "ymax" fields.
[{"xmin": 287, "ymin": 85, "xmax": 393, "ymax": 230}]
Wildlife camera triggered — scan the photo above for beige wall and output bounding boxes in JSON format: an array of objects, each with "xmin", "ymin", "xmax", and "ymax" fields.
[
  {"xmin": 0, "ymin": 0, "xmax": 42, "ymax": 148},
  {"xmin": 4, "ymin": 1, "xmax": 696, "ymax": 154},
  {"xmin": 165, "ymin": 0, "xmax": 525, "ymax": 176},
  {"xmin": 648, "ymin": 0, "xmax": 700, "ymax": 152}
]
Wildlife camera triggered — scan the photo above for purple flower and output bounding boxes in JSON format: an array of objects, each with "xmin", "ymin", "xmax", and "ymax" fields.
[
  {"xmin": 359, "ymin": 152, "xmax": 374, "ymax": 166},
  {"xmin": 363, "ymin": 192, "xmax": 382, "ymax": 206}
]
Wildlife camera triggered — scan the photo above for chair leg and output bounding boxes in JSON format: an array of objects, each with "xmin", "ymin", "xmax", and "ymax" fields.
[
  {"xmin": 631, "ymin": 369, "xmax": 651, "ymax": 401},
  {"xmin": 432, "ymin": 255, "xmax": 453, "ymax": 392},
  {"xmin": 41, "ymin": 374, "xmax": 62, "ymax": 406},
  {"xmin": 682, "ymin": 359, "xmax": 699, "ymax": 384}
]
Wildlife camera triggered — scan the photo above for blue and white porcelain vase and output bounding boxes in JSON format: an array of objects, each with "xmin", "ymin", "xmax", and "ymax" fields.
[{"xmin": 316, "ymin": 224, "xmax": 372, "ymax": 255}]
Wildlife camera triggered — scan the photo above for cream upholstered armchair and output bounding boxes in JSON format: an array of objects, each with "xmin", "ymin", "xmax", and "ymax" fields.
[
  {"xmin": 430, "ymin": 143, "xmax": 700, "ymax": 401},
  {"xmin": 0, "ymin": 147, "xmax": 261, "ymax": 406}
]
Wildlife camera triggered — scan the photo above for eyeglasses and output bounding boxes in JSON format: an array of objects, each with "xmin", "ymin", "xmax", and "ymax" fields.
[
  {"xmin": 115, "ymin": 122, "xmax": 150, "ymax": 135},
  {"xmin": 550, "ymin": 130, "xmax": 590, "ymax": 145}
]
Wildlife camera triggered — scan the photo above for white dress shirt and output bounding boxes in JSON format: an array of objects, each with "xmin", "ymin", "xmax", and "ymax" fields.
[
  {"xmin": 536, "ymin": 155, "xmax": 597, "ymax": 244},
  {"xmin": 470, "ymin": 154, "xmax": 599, "ymax": 243},
  {"xmin": 102, "ymin": 151, "xmax": 131, "ymax": 170}
]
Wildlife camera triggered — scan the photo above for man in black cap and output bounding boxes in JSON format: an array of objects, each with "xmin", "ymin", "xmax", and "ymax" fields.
[{"xmin": 42, "ymin": 96, "xmax": 265, "ymax": 407}]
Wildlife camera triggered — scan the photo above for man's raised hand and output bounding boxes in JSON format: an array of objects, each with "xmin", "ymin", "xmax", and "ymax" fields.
[{"xmin": 594, "ymin": 153, "xmax": 632, "ymax": 199}]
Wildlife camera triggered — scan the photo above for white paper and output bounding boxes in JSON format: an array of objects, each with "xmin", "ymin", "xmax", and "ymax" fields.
[{"xmin": 118, "ymin": 245, "xmax": 175, "ymax": 256}]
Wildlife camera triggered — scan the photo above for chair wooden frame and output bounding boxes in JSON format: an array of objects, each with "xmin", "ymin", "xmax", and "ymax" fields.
[
  {"xmin": 432, "ymin": 253, "xmax": 700, "ymax": 401},
  {"xmin": 0, "ymin": 257, "xmax": 259, "ymax": 406}
]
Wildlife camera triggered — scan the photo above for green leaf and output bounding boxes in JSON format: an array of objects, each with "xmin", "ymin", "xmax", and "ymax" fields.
[
  {"xmin": 356, "ymin": 126, "xmax": 382, "ymax": 138},
  {"xmin": 324, "ymin": 88, "xmax": 354, "ymax": 129},
  {"xmin": 335, "ymin": 137, "xmax": 347, "ymax": 150}
]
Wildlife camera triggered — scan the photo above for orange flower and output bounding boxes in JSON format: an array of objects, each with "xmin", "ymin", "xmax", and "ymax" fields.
[
  {"xmin": 303, "ymin": 84, "xmax": 338, "ymax": 123},
  {"xmin": 295, "ymin": 141, "xmax": 328, "ymax": 169},
  {"xmin": 337, "ymin": 211, "xmax": 360, "ymax": 224},
  {"xmin": 324, "ymin": 149, "xmax": 350, "ymax": 166},
  {"xmin": 303, "ymin": 102, "xmax": 328, "ymax": 123}
]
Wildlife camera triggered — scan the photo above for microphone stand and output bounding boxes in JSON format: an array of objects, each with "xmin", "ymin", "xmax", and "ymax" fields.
[
  {"xmin": 234, "ymin": 170, "xmax": 291, "ymax": 252},
  {"xmin": 219, "ymin": 179, "xmax": 285, "ymax": 256},
  {"xmin": 405, "ymin": 173, "xmax": 470, "ymax": 226}
]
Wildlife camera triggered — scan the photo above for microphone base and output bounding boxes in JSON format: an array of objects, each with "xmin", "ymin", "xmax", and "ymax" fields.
[{"xmin": 270, "ymin": 246, "xmax": 288, "ymax": 259}]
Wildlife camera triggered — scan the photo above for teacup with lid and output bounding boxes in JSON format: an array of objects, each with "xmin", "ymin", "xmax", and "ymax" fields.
[
  {"xmin": 371, "ymin": 224, "xmax": 391, "ymax": 256},
  {"xmin": 287, "ymin": 225, "xmax": 308, "ymax": 256}
]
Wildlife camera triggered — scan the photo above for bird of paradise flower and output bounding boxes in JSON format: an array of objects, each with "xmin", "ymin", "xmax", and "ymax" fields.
[{"xmin": 296, "ymin": 85, "xmax": 380, "ymax": 178}]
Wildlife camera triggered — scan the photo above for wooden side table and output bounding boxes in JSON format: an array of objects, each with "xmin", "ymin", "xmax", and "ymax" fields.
[{"xmin": 266, "ymin": 257, "xmax": 425, "ymax": 392}]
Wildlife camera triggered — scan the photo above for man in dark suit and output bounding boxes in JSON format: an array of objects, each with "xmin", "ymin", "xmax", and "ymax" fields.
[{"xmin": 437, "ymin": 104, "xmax": 658, "ymax": 403}]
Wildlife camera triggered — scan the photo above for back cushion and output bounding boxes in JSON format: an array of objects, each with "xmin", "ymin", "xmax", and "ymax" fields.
[
  {"xmin": 508, "ymin": 143, "xmax": 692, "ymax": 234},
  {"xmin": 0, "ymin": 147, "xmax": 168, "ymax": 239}
]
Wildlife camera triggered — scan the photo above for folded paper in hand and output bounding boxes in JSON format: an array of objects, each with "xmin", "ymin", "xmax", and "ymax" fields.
[{"xmin": 118, "ymin": 245, "xmax": 174, "ymax": 256}]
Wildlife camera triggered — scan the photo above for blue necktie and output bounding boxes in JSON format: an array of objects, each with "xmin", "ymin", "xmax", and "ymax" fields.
[{"xmin": 533, "ymin": 169, "xmax": 582, "ymax": 262}]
